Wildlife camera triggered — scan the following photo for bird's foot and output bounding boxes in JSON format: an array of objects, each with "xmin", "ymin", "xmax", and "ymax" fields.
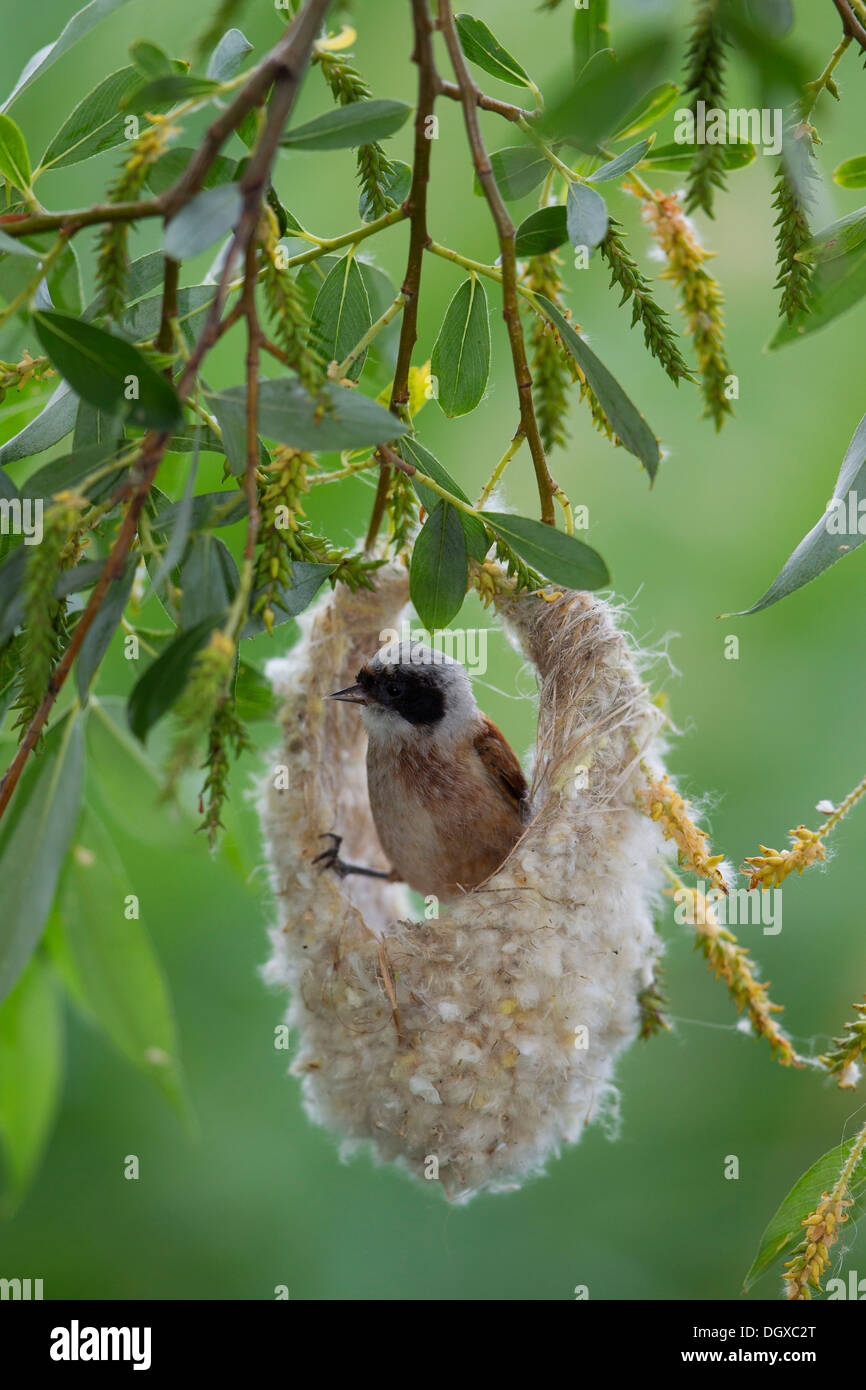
[{"xmin": 313, "ymin": 833, "xmax": 397, "ymax": 882}]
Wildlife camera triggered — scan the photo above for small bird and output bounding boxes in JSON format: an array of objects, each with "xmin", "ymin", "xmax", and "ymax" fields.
[{"xmin": 318, "ymin": 642, "xmax": 530, "ymax": 900}]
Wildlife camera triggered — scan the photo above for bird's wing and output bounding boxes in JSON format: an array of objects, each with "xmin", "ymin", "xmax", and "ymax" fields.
[{"xmin": 473, "ymin": 716, "xmax": 529, "ymax": 819}]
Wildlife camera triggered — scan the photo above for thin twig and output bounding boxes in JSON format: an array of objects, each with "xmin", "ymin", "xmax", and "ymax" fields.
[
  {"xmin": 832, "ymin": 0, "xmax": 866, "ymax": 52},
  {"xmin": 436, "ymin": 0, "xmax": 556, "ymax": 525},
  {"xmin": 364, "ymin": 0, "xmax": 439, "ymax": 552}
]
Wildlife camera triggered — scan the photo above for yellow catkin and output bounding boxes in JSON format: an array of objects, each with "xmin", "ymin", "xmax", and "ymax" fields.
[
  {"xmin": 782, "ymin": 1119, "xmax": 866, "ymax": 1300},
  {"xmin": 638, "ymin": 774, "xmax": 729, "ymax": 895}
]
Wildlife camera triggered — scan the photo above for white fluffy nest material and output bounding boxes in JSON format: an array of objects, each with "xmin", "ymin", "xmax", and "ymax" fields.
[{"xmin": 260, "ymin": 565, "xmax": 670, "ymax": 1201}]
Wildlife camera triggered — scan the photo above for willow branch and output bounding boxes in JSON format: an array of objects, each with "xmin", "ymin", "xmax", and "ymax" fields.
[
  {"xmin": 436, "ymin": 0, "xmax": 556, "ymax": 525},
  {"xmin": 436, "ymin": 78, "xmax": 530, "ymax": 123},
  {"xmin": 0, "ymin": 0, "xmax": 330, "ymax": 825},
  {"xmin": 832, "ymin": 0, "xmax": 866, "ymax": 51},
  {"xmin": 364, "ymin": 0, "xmax": 438, "ymax": 552}
]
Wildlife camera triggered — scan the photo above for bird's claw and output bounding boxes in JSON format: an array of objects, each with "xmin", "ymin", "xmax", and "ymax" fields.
[{"xmin": 313, "ymin": 832, "xmax": 350, "ymax": 878}]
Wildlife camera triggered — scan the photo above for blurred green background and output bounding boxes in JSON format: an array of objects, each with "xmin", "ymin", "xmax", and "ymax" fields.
[{"xmin": 2, "ymin": 0, "xmax": 865, "ymax": 1300}]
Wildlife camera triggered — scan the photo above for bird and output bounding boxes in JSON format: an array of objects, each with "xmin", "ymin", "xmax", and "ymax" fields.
[{"xmin": 316, "ymin": 641, "xmax": 530, "ymax": 901}]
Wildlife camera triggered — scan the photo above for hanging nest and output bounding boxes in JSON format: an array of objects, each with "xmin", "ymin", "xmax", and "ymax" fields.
[{"xmin": 259, "ymin": 565, "xmax": 671, "ymax": 1201}]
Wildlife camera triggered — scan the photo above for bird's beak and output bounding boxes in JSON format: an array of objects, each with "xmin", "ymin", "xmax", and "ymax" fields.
[{"xmin": 328, "ymin": 683, "xmax": 369, "ymax": 705}]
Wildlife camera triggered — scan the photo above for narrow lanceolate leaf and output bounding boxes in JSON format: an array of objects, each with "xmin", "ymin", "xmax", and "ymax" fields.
[
  {"xmin": 0, "ymin": 957, "xmax": 63, "ymax": 1212},
  {"xmin": 514, "ymin": 205, "xmax": 569, "ymax": 257},
  {"xmin": 75, "ymin": 557, "xmax": 136, "ymax": 704},
  {"xmin": 400, "ymin": 435, "xmax": 489, "ymax": 562},
  {"xmin": 179, "ymin": 533, "xmax": 239, "ymax": 628},
  {"xmin": 0, "ymin": 229, "xmax": 40, "ymax": 258},
  {"xmin": 51, "ymin": 811, "xmax": 187, "ymax": 1114},
  {"xmin": 834, "ymin": 156, "xmax": 866, "ymax": 190},
  {"xmin": 164, "ymin": 184, "xmax": 243, "ymax": 261},
  {"xmin": 455, "ymin": 13, "xmax": 537, "ymax": 92},
  {"xmin": 542, "ymin": 36, "xmax": 672, "ymax": 155},
  {"xmin": 310, "ymin": 253, "xmax": 372, "ymax": 381},
  {"xmin": 612, "ymin": 81, "xmax": 681, "ymax": 141},
  {"xmin": 481, "ymin": 512, "xmax": 609, "ymax": 590},
  {"xmin": 0, "ymin": 383, "xmax": 77, "ymax": 466},
  {"xmin": 572, "ymin": 0, "xmax": 610, "ymax": 77},
  {"xmin": 533, "ymin": 294, "xmax": 661, "ymax": 478},
  {"xmin": 38, "ymin": 66, "xmax": 164, "ymax": 173},
  {"xmin": 767, "ymin": 241, "xmax": 866, "ymax": 349},
  {"xmin": 127, "ymin": 615, "xmax": 225, "ymax": 742},
  {"xmin": 410, "ymin": 502, "xmax": 468, "ymax": 629},
  {"xmin": 206, "ymin": 27, "xmax": 253, "ymax": 82},
  {"xmin": 732, "ymin": 410, "xmax": 866, "ymax": 616},
  {"xmin": 431, "ymin": 276, "xmax": 490, "ymax": 417},
  {"xmin": 797, "ymin": 206, "xmax": 866, "ymax": 267},
  {"xmin": 281, "ymin": 99, "xmax": 410, "ymax": 150},
  {"xmin": 743, "ymin": 1138, "xmax": 866, "ymax": 1291},
  {"xmin": 641, "ymin": 140, "xmax": 755, "ymax": 173},
  {"xmin": 208, "ymin": 380, "xmax": 408, "ymax": 456},
  {"xmin": 147, "ymin": 148, "xmax": 237, "ymax": 196},
  {"xmin": 1, "ymin": 0, "xmax": 134, "ymax": 112},
  {"xmin": 121, "ymin": 73, "xmax": 219, "ymax": 109},
  {"xmin": 33, "ymin": 311, "xmax": 182, "ymax": 431},
  {"xmin": 475, "ymin": 147, "xmax": 549, "ymax": 202},
  {"xmin": 0, "ymin": 114, "xmax": 31, "ymax": 191},
  {"xmin": 565, "ymin": 182, "xmax": 608, "ymax": 252},
  {"xmin": 0, "ymin": 710, "xmax": 85, "ymax": 1004},
  {"xmin": 589, "ymin": 140, "xmax": 652, "ymax": 183}
]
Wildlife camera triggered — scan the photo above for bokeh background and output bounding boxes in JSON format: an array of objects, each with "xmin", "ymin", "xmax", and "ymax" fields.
[{"xmin": 1, "ymin": 0, "xmax": 865, "ymax": 1300}]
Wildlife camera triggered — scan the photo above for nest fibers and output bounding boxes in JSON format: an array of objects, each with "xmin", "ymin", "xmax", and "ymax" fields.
[{"xmin": 260, "ymin": 565, "xmax": 671, "ymax": 1201}]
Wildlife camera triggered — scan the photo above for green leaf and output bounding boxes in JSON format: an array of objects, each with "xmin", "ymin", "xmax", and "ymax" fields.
[
  {"xmin": 430, "ymin": 276, "xmax": 490, "ymax": 417},
  {"xmin": 50, "ymin": 810, "xmax": 187, "ymax": 1115},
  {"xmin": 732, "ymin": 410, "xmax": 866, "ymax": 615},
  {"xmin": 147, "ymin": 147, "xmax": 237, "ymax": 196},
  {"xmin": 129, "ymin": 39, "xmax": 174, "ymax": 78},
  {"xmin": 39, "ymin": 242, "xmax": 84, "ymax": 316},
  {"xmin": 743, "ymin": 1137, "xmax": 866, "ymax": 1292},
  {"xmin": 797, "ymin": 205, "xmax": 866, "ymax": 266},
  {"xmin": 612, "ymin": 81, "xmax": 682, "ymax": 142},
  {"xmin": 533, "ymin": 294, "xmax": 661, "ymax": 477},
  {"xmin": 1, "ymin": 0, "xmax": 134, "ymax": 112},
  {"xmin": 0, "ymin": 114, "xmax": 31, "ymax": 191},
  {"xmin": 179, "ymin": 533, "xmax": 239, "ymax": 628},
  {"xmin": 0, "ymin": 228, "xmax": 40, "ymax": 258},
  {"xmin": 400, "ymin": 435, "xmax": 489, "ymax": 562},
  {"xmin": 127, "ymin": 615, "xmax": 225, "ymax": 742},
  {"xmin": 242, "ymin": 561, "xmax": 335, "ymax": 637},
  {"xmin": 207, "ymin": 27, "xmax": 253, "ymax": 82},
  {"xmin": 474, "ymin": 146, "xmax": 549, "ymax": 202},
  {"xmin": 121, "ymin": 73, "xmax": 219, "ymax": 109},
  {"xmin": 38, "ymin": 66, "xmax": 164, "ymax": 173},
  {"xmin": 120, "ymin": 283, "xmax": 216, "ymax": 344},
  {"xmin": 75, "ymin": 557, "xmax": 136, "ymax": 703},
  {"xmin": 565, "ymin": 181, "xmax": 608, "ymax": 251},
  {"xmin": 310, "ymin": 253, "xmax": 372, "ymax": 382},
  {"xmin": 0, "ymin": 710, "xmax": 85, "ymax": 1003},
  {"xmin": 86, "ymin": 698, "xmax": 189, "ymax": 847},
  {"xmin": 359, "ymin": 159, "xmax": 411, "ymax": 222},
  {"xmin": 83, "ymin": 250, "xmax": 166, "ymax": 317},
  {"xmin": 0, "ymin": 381, "xmax": 77, "ymax": 468},
  {"xmin": 514, "ymin": 204, "xmax": 568, "ymax": 257},
  {"xmin": 410, "ymin": 503, "xmax": 468, "ymax": 629},
  {"xmin": 208, "ymin": 379, "xmax": 408, "ymax": 457},
  {"xmin": 833, "ymin": 155, "xmax": 866, "ymax": 190},
  {"xmin": 164, "ymin": 184, "xmax": 242, "ymax": 261},
  {"xmin": 641, "ymin": 139, "xmax": 756, "ymax": 173},
  {"xmin": 33, "ymin": 311, "xmax": 182, "ymax": 431},
  {"xmin": 588, "ymin": 139, "xmax": 652, "ymax": 183},
  {"xmin": 0, "ymin": 957, "xmax": 62, "ymax": 1212},
  {"xmin": 542, "ymin": 35, "xmax": 673, "ymax": 155},
  {"xmin": 234, "ymin": 657, "xmax": 275, "ymax": 720},
  {"xmin": 281, "ymin": 99, "xmax": 410, "ymax": 151},
  {"xmin": 20, "ymin": 442, "xmax": 125, "ymax": 505},
  {"xmin": 481, "ymin": 512, "xmax": 609, "ymax": 589},
  {"xmin": 455, "ymin": 13, "xmax": 537, "ymax": 92},
  {"xmin": 767, "ymin": 240, "xmax": 866, "ymax": 350},
  {"xmin": 572, "ymin": 0, "xmax": 610, "ymax": 77}
]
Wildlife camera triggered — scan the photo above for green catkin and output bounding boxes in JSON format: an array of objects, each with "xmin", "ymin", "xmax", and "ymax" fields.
[
  {"xmin": 258, "ymin": 209, "xmax": 324, "ymax": 394},
  {"xmin": 385, "ymin": 468, "xmax": 419, "ymax": 555},
  {"xmin": 772, "ymin": 128, "xmax": 817, "ymax": 324},
  {"xmin": 819, "ymin": 997, "xmax": 866, "ymax": 1088},
  {"xmin": 198, "ymin": 697, "xmax": 250, "ymax": 848},
  {"xmin": 164, "ymin": 629, "xmax": 236, "ymax": 793},
  {"xmin": 638, "ymin": 972, "xmax": 672, "ymax": 1041},
  {"xmin": 316, "ymin": 50, "xmax": 398, "ymax": 220},
  {"xmin": 12, "ymin": 503, "xmax": 81, "ymax": 742},
  {"xmin": 524, "ymin": 254, "xmax": 573, "ymax": 453},
  {"xmin": 683, "ymin": 0, "xmax": 729, "ymax": 218},
  {"xmin": 95, "ymin": 123, "xmax": 170, "ymax": 322},
  {"xmin": 600, "ymin": 220, "xmax": 695, "ymax": 386}
]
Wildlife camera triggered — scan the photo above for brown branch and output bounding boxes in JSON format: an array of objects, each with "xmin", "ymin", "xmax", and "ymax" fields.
[
  {"xmin": 0, "ymin": 0, "xmax": 331, "ymax": 825},
  {"xmin": 155, "ymin": 256, "xmax": 180, "ymax": 357},
  {"xmin": 832, "ymin": 0, "xmax": 866, "ymax": 51},
  {"xmin": 436, "ymin": 0, "xmax": 556, "ymax": 525},
  {"xmin": 436, "ymin": 78, "xmax": 529, "ymax": 123},
  {"xmin": 242, "ymin": 239, "xmax": 262, "ymax": 566},
  {"xmin": 364, "ymin": 0, "xmax": 438, "ymax": 552}
]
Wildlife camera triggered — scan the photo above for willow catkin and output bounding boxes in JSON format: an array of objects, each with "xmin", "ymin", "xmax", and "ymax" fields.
[{"xmin": 259, "ymin": 566, "xmax": 671, "ymax": 1201}]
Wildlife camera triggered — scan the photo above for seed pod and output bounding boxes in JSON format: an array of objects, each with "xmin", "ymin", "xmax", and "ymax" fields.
[{"xmin": 260, "ymin": 566, "xmax": 671, "ymax": 1200}]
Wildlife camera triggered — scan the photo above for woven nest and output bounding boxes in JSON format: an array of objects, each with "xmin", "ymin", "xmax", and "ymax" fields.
[{"xmin": 260, "ymin": 565, "xmax": 670, "ymax": 1201}]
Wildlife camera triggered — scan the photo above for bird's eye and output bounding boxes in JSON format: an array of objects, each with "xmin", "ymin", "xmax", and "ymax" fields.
[{"xmin": 386, "ymin": 682, "xmax": 401, "ymax": 698}]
